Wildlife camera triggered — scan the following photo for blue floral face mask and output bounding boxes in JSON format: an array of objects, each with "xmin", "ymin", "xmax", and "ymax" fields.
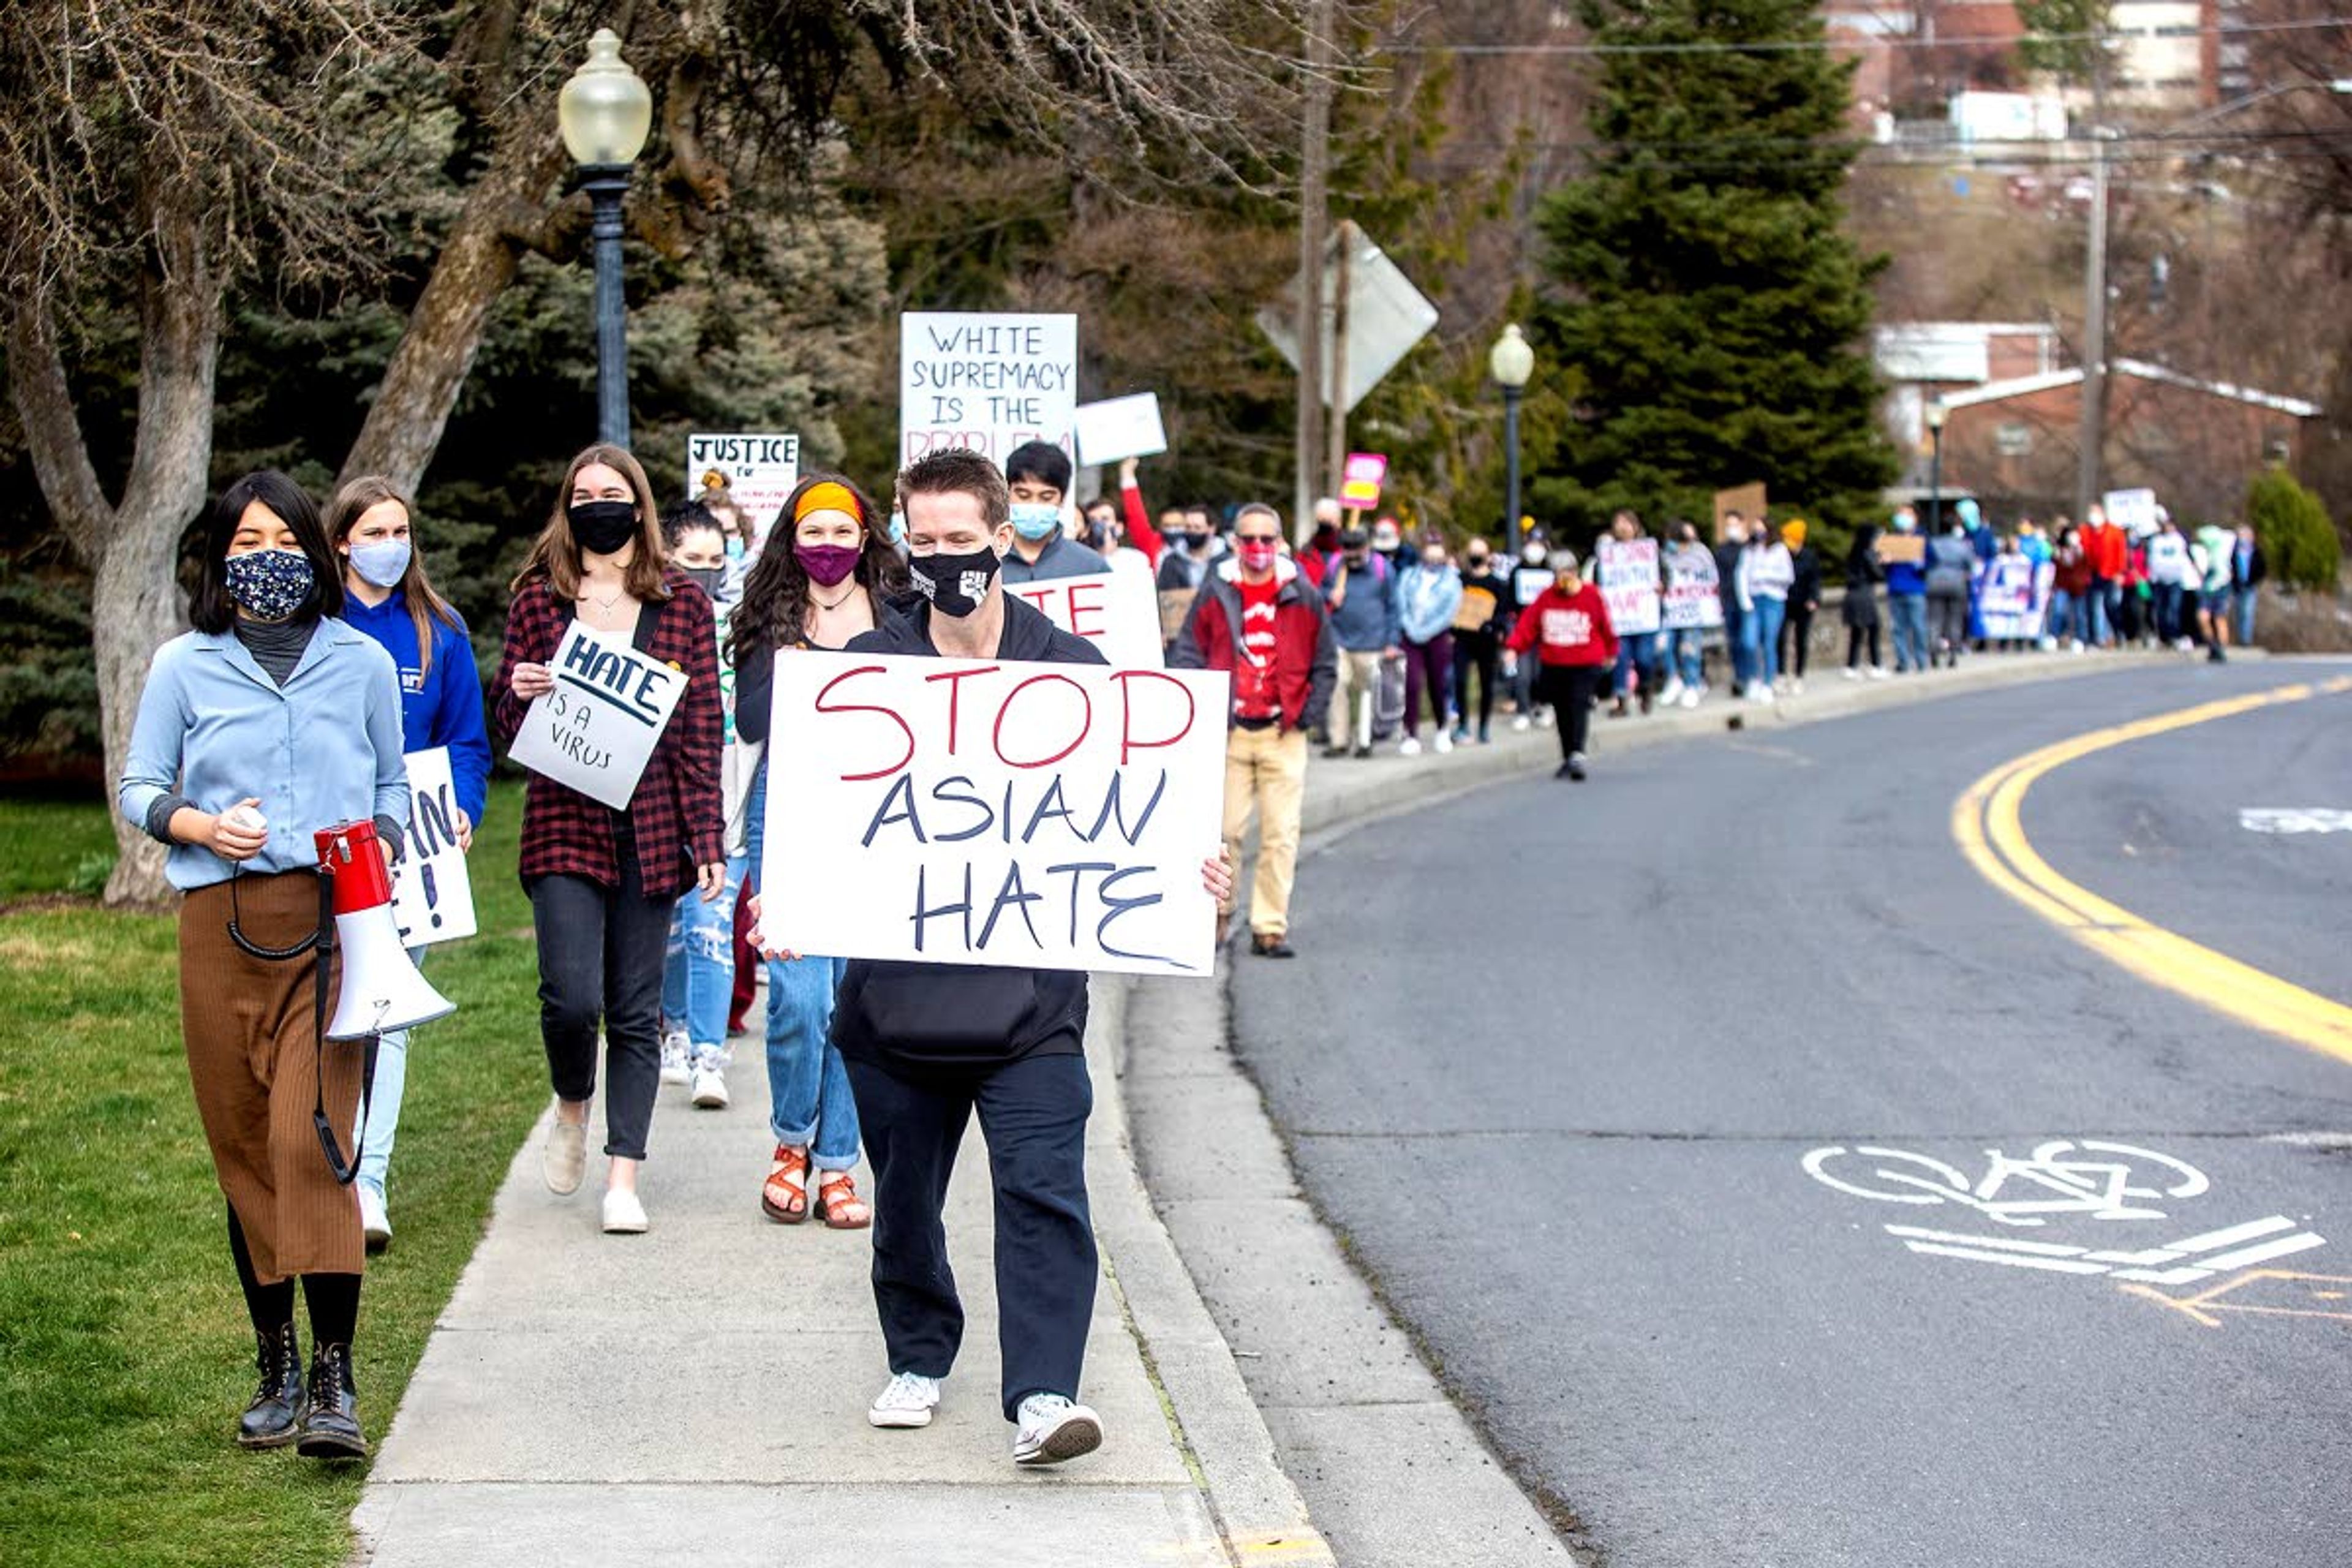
[{"xmin": 224, "ymin": 547, "xmax": 315, "ymax": 622}]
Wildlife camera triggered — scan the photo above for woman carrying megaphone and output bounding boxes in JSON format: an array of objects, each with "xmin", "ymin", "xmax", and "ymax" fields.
[{"xmin": 118, "ymin": 471, "xmax": 411, "ymax": 1461}]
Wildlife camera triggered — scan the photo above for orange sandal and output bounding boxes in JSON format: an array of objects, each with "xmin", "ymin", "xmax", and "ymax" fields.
[
  {"xmin": 814, "ymin": 1172, "xmax": 872, "ymax": 1231},
  {"xmin": 761, "ymin": 1144, "xmax": 810, "ymax": 1224}
]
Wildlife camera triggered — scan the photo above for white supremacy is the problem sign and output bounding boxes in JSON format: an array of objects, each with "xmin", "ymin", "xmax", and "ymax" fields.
[
  {"xmin": 759, "ymin": 654, "xmax": 1232, "ymax": 977},
  {"xmin": 507, "ymin": 622, "xmax": 688, "ymax": 810}
]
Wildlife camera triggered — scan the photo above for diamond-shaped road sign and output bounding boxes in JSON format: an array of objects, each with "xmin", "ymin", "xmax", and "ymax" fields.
[{"xmin": 1257, "ymin": 225, "xmax": 1439, "ymax": 415}]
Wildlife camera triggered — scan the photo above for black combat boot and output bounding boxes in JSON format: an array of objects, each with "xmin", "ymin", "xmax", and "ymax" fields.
[
  {"xmin": 295, "ymin": 1343, "xmax": 368, "ymax": 1460},
  {"xmin": 237, "ymin": 1322, "xmax": 305, "ymax": 1449}
]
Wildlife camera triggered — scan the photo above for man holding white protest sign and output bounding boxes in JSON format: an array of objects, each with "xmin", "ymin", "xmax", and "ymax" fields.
[
  {"xmin": 750, "ymin": 448, "xmax": 1232, "ymax": 1469},
  {"xmin": 494, "ymin": 445, "xmax": 725, "ymax": 1238}
]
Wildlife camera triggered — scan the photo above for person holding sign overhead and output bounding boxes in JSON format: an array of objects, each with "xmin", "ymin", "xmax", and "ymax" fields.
[
  {"xmin": 118, "ymin": 471, "xmax": 409, "ymax": 1460},
  {"xmin": 750, "ymin": 448, "xmax": 1232, "ymax": 1468},
  {"xmin": 729, "ymin": 472, "xmax": 910, "ymax": 1230},
  {"xmin": 326, "ymin": 476, "xmax": 491, "ymax": 1255},
  {"xmin": 492, "ymin": 445, "xmax": 725, "ymax": 1237}
]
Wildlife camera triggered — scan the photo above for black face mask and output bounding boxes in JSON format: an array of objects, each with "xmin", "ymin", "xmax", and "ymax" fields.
[
  {"xmin": 1188, "ymin": 532, "xmax": 1213, "ymax": 552},
  {"xmin": 569, "ymin": 500, "xmax": 638, "ymax": 557},
  {"xmin": 684, "ymin": 565, "xmax": 728, "ymax": 601},
  {"xmin": 908, "ymin": 545, "xmax": 1001, "ymax": 619}
]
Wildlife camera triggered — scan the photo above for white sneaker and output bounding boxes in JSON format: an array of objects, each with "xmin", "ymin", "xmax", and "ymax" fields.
[
  {"xmin": 601, "ymin": 1186, "xmax": 648, "ymax": 1234},
  {"xmin": 1432, "ymin": 730, "xmax": 1453, "ymax": 755},
  {"xmin": 1868, "ymin": 666, "xmax": 1891, "ymax": 680},
  {"xmin": 543, "ymin": 1117, "xmax": 587, "ymax": 1196},
  {"xmin": 1535, "ymin": 709, "xmax": 1555, "ymax": 728},
  {"xmin": 358, "ymin": 1185, "xmax": 392, "ymax": 1252},
  {"xmin": 1659, "ymin": 677, "xmax": 1685, "ymax": 705},
  {"xmin": 690, "ymin": 1063, "xmax": 730, "ymax": 1110},
  {"xmin": 1679, "ymin": 687, "xmax": 1700, "ymax": 709},
  {"xmin": 1012, "ymin": 1393, "xmax": 1104, "ymax": 1466},
  {"xmin": 1841, "ymin": 666, "xmax": 1861, "ymax": 681},
  {"xmin": 659, "ymin": 1030, "xmax": 690, "ymax": 1086},
  {"xmin": 1398, "ymin": 736, "xmax": 1422, "ymax": 757},
  {"xmin": 1788, "ymin": 677, "xmax": 1804, "ymax": 695},
  {"xmin": 1510, "ymin": 714, "xmax": 1531, "ymax": 733},
  {"xmin": 1749, "ymin": 682, "xmax": 1774, "ymax": 703},
  {"xmin": 869, "ymin": 1371, "xmax": 942, "ymax": 1429}
]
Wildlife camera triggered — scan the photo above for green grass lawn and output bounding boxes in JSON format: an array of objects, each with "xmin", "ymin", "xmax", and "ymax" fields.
[
  {"xmin": 0, "ymin": 782, "xmax": 548, "ymax": 1568},
  {"xmin": 0, "ymin": 795, "xmax": 123, "ymax": 898}
]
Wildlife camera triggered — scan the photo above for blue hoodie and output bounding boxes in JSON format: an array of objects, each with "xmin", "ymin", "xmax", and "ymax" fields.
[
  {"xmin": 343, "ymin": 590, "xmax": 492, "ymax": 824},
  {"xmin": 1884, "ymin": 514, "xmax": 1928, "ymax": 597}
]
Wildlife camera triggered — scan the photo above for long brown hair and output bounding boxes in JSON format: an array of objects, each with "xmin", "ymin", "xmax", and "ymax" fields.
[
  {"xmin": 326, "ymin": 476, "xmax": 466, "ymax": 677},
  {"xmin": 728, "ymin": 472, "xmax": 907, "ymax": 667},
  {"xmin": 510, "ymin": 444, "xmax": 669, "ymax": 601}
]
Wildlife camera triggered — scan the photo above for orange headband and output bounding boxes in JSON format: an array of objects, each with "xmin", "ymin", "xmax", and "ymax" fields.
[{"xmin": 793, "ymin": 481, "xmax": 863, "ymax": 527}]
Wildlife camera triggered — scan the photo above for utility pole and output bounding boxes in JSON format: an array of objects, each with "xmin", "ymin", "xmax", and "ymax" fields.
[
  {"xmin": 1327, "ymin": 219, "xmax": 1353, "ymax": 502},
  {"xmin": 2073, "ymin": 45, "xmax": 2110, "ymax": 522},
  {"xmin": 1292, "ymin": 0, "xmax": 1334, "ymax": 544}
]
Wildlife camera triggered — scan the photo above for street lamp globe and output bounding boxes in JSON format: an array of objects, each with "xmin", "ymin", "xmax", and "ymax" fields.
[
  {"xmin": 558, "ymin": 29, "xmax": 653, "ymax": 168},
  {"xmin": 1924, "ymin": 399, "xmax": 1948, "ymax": 433},
  {"xmin": 1490, "ymin": 323, "xmax": 1536, "ymax": 389}
]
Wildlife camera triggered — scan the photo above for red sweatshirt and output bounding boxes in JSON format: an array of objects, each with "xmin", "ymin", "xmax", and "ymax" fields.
[{"xmin": 1506, "ymin": 580, "xmax": 1619, "ymax": 667}]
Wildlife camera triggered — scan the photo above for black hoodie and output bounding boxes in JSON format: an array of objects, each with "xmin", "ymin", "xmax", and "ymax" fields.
[{"xmin": 827, "ymin": 593, "xmax": 1107, "ymax": 1072}]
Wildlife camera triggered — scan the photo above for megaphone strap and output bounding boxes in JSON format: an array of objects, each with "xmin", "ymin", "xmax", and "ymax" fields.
[
  {"xmin": 300, "ymin": 865, "xmax": 376, "ymax": 1189},
  {"xmin": 225, "ymin": 869, "xmax": 324, "ymax": 962}
]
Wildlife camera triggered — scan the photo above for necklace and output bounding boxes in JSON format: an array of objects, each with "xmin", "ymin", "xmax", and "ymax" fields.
[
  {"xmin": 810, "ymin": 582, "xmax": 861, "ymax": 612},
  {"xmin": 582, "ymin": 581, "xmax": 625, "ymax": 612}
]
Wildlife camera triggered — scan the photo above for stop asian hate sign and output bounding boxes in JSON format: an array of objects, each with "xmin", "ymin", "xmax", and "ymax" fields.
[{"xmin": 758, "ymin": 654, "xmax": 1232, "ymax": 977}]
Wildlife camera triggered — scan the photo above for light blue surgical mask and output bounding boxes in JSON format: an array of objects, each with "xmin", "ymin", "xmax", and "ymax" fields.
[
  {"xmin": 347, "ymin": 538, "xmax": 412, "ymax": 589},
  {"xmin": 888, "ymin": 511, "xmax": 908, "ymax": 548},
  {"xmin": 1010, "ymin": 503, "xmax": 1061, "ymax": 541}
]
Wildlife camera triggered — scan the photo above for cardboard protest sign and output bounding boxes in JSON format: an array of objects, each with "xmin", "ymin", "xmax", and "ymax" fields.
[
  {"xmin": 900, "ymin": 312, "xmax": 1079, "ymax": 467},
  {"xmin": 508, "ymin": 622, "xmax": 689, "ymax": 810},
  {"xmin": 1978, "ymin": 557, "xmax": 2053, "ymax": 641},
  {"xmin": 1158, "ymin": 589, "xmax": 1199, "ymax": 645},
  {"xmin": 1713, "ymin": 483, "xmax": 1766, "ymax": 539},
  {"xmin": 1005, "ymin": 571, "xmax": 1166, "ymax": 669},
  {"xmin": 1340, "ymin": 452, "xmax": 1387, "ymax": 511},
  {"xmin": 1595, "ymin": 537, "xmax": 1663, "ymax": 636},
  {"xmin": 1661, "ymin": 544, "xmax": 1725, "ymax": 630},
  {"xmin": 1875, "ymin": 532, "xmax": 1927, "ymax": 566},
  {"xmin": 390, "ymin": 747, "xmax": 477, "ymax": 947},
  {"xmin": 759, "ymin": 654, "xmax": 1232, "ymax": 976},
  {"xmin": 1073, "ymin": 393, "xmax": 1167, "ymax": 466},
  {"xmin": 687, "ymin": 433, "xmax": 801, "ymax": 541}
]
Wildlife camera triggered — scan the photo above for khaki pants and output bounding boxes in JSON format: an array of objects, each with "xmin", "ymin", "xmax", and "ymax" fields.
[
  {"xmin": 1221, "ymin": 724, "xmax": 1308, "ymax": 938},
  {"xmin": 1327, "ymin": 649, "xmax": 1382, "ymax": 750}
]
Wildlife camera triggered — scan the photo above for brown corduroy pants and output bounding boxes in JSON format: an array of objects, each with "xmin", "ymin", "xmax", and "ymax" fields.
[{"xmin": 179, "ymin": 873, "xmax": 364, "ymax": 1283}]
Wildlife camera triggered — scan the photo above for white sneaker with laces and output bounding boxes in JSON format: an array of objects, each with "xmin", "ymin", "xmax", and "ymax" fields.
[
  {"xmin": 870, "ymin": 1371, "xmax": 942, "ymax": 1429},
  {"xmin": 1398, "ymin": 736, "xmax": 1422, "ymax": 757},
  {"xmin": 1012, "ymin": 1393, "xmax": 1104, "ymax": 1466},
  {"xmin": 1659, "ymin": 677, "xmax": 1685, "ymax": 705},
  {"xmin": 659, "ymin": 1030, "xmax": 691, "ymax": 1086},
  {"xmin": 1749, "ymin": 682, "xmax": 1774, "ymax": 703},
  {"xmin": 690, "ymin": 1062, "xmax": 730, "ymax": 1110},
  {"xmin": 1431, "ymin": 730, "xmax": 1453, "ymax": 755},
  {"xmin": 358, "ymin": 1185, "xmax": 392, "ymax": 1251},
  {"xmin": 601, "ymin": 1186, "xmax": 648, "ymax": 1234},
  {"xmin": 543, "ymin": 1117, "xmax": 587, "ymax": 1196},
  {"xmin": 1679, "ymin": 686, "xmax": 1701, "ymax": 709},
  {"xmin": 1841, "ymin": 666, "xmax": 1861, "ymax": 681},
  {"xmin": 1510, "ymin": 714, "xmax": 1531, "ymax": 733},
  {"xmin": 1868, "ymin": 665, "xmax": 1891, "ymax": 680}
]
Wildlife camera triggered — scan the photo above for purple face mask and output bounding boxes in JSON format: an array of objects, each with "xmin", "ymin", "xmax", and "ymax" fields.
[{"xmin": 795, "ymin": 543, "xmax": 862, "ymax": 587}]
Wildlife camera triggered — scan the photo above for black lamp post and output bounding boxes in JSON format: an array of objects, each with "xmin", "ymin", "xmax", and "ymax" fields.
[
  {"xmin": 1925, "ymin": 399, "xmax": 1948, "ymax": 534},
  {"xmin": 1490, "ymin": 323, "xmax": 1534, "ymax": 549},
  {"xmin": 558, "ymin": 29, "xmax": 653, "ymax": 450}
]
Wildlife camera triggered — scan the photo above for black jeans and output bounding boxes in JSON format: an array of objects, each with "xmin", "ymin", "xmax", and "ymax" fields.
[
  {"xmin": 848, "ymin": 1049, "xmax": 1096, "ymax": 1421},
  {"xmin": 1781, "ymin": 603, "xmax": 1815, "ymax": 679},
  {"xmin": 1536, "ymin": 664, "xmax": 1604, "ymax": 761},
  {"xmin": 1451, "ymin": 636, "xmax": 1499, "ymax": 736},
  {"xmin": 529, "ymin": 851, "xmax": 669, "ymax": 1161}
]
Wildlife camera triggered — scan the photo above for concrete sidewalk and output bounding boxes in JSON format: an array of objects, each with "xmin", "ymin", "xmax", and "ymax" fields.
[{"xmin": 351, "ymin": 976, "xmax": 1331, "ymax": 1567}]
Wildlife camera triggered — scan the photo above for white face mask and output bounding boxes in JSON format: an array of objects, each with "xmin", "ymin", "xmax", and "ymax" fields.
[{"xmin": 1523, "ymin": 544, "xmax": 1547, "ymax": 564}]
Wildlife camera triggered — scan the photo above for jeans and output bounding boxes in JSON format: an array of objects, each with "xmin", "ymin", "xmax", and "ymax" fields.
[
  {"xmin": 1723, "ymin": 603, "xmax": 1751, "ymax": 687},
  {"xmin": 2152, "ymin": 581, "xmax": 2183, "ymax": 643},
  {"xmin": 2047, "ymin": 589, "xmax": 2073, "ymax": 643},
  {"xmin": 662, "ymin": 854, "xmax": 745, "ymax": 1068},
  {"xmin": 743, "ymin": 761, "xmax": 859, "ymax": 1169},
  {"xmin": 848, "ymin": 1050, "xmax": 1096, "ymax": 1422},
  {"xmin": 1401, "ymin": 633, "xmax": 1453, "ymax": 738},
  {"xmin": 1613, "ymin": 630, "xmax": 1660, "ymax": 698},
  {"xmin": 2233, "ymin": 587, "xmax": 2258, "ymax": 647},
  {"xmin": 1889, "ymin": 594, "xmax": 1929, "ymax": 672},
  {"xmin": 1664, "ymin": 627, "xmax": 1706, "ymax": 688},
  {"xmin": 529, "ymin": 853, "xmax": 669, "ymax": 1162},
  {"xmin": 1743, "ymin": 596, "xmax": 1787, "ymax": 685},
  {"xmin": 2100, "ymin": 578, "xmax": 2124, "ymax": 644},
  {"xmin": 1929, "ymin": 591, "xmax": 1968, "ymax": 660},
  {"xmin": 356, "ymin": 946, "xmax": 427, "ymax": 1200},
  {"xmin": 1451, "ymin": 636, "xmax": 1499, "ymax": 736}
]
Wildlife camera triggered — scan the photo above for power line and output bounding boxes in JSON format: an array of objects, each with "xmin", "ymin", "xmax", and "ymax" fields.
[{"xmin": 1379, "ymin": 16, "xmax": 2352, "ymax": 59}]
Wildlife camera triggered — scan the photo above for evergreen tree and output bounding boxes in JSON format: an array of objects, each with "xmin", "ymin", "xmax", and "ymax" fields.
[{"xmin": 1528, "ymin": 0, "xmax": 1896, "ymax": 552}]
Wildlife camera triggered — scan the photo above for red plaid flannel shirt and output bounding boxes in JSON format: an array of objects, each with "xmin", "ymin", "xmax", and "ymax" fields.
[{"xmin": 492, "ymin": 571, "xmax": 725, "ymax": 898}]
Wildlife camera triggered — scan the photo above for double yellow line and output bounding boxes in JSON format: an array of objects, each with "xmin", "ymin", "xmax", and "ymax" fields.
[{"xmin": 1953, "ymin": 675, "xmax": 2352, "ymax": 1069}]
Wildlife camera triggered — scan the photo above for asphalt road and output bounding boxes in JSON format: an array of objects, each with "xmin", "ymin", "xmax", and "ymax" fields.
[{"xmin": 1232, "ymin": 658, "xmax": 2352, "ymax": 1568}]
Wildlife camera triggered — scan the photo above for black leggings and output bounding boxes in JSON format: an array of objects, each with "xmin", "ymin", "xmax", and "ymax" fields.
[
  {"xmin": 229, "ymin": 1205, "xmax": 359, "ymax": 1344},
  {"xmin": 1781, "ymin": 605, "xmax": 1815, "ymax": 679},
  {"xmin": 1452, "ymin": 637, "xmax": 1499, "ymax": 733},
  {"xmin": 1536, "ymin": 665, "xmax": 1605, "ymax": 761},
  {"xmin": 1846, "ymin": 624, "xmax": 1880, "ymax": 669}
]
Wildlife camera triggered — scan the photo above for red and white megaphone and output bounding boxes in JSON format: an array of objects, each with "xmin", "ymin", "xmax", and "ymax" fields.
[{"xmin": 314, "ymin": 820, "xmax": 456, "ymax": 1039}]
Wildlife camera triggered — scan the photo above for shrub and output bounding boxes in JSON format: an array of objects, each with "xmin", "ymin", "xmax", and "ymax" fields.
[{"xmin": 2247, "ymin": 466, "xmax": 2341, "ymax": 590}]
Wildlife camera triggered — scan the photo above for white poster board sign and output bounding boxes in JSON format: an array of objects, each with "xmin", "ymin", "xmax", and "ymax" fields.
[
  {"xmin": 1073, "ymin": 393, "xmax": 1167, "ymax": 467},
  {"xmin": 1978, "ymin": 558, "xmax": 2054, "ymax": 641},
  {"xmin": 390, "ymin": 747, "xmax": 477, "ymax": 947},
  {"xmin": 1662, "ymin": 545, "xmax": 1725, "ymax": 630},
  {"xmin": 2103, "ymin": 487, "xmax": 2160, "ymax": 537},
  {"xmin": 687, "ymin": 432, "xmax": 801, "ymax": 545},
  {"xmin": 508, "ymin": 623, "xmax": 688, "ymax": 810},
  {"xmin": 760, "ymin": 654, "xmax": 1232, "ymax": 976},
  {"xmin": 1595, "ymin": 538, "xmax": 1663, "ymax": 636},
  {"xmin": 900, "ymin": 312, "xmax": 1079, "ymax": 467},
  {"xmin": 1005, "ymin": 571, "xmax": 1166, "ymax": 669}
]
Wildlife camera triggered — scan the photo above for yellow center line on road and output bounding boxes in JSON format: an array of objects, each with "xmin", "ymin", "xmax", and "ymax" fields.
[{"xmin": 1951, "ymin": 675, "xmax": 2352, "ymax": 1069}]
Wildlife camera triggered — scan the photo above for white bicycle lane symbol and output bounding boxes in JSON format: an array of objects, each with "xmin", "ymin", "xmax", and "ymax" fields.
[{"xmin": 1802, "ymin": 1140, "xmax": 2328, "ymax": 1286}]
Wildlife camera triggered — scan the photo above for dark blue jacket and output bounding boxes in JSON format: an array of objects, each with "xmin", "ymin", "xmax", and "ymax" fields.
[{"xmin": 343, "ymin": 590, "xmax": 492, "ymax": 824}]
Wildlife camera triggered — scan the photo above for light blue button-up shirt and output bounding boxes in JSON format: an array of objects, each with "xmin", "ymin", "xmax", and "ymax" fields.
[{"xmin": 118, "ymin": 620, "xmax": 410, "ymax": 891}]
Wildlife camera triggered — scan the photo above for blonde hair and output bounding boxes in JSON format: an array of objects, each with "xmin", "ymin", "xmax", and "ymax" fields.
[{"xmin": 326, "ymin": 476, "xmax": 465, "ymax": 676}]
